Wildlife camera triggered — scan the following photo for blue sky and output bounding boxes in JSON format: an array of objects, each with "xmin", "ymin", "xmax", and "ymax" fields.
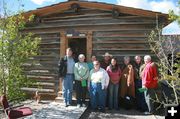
[{"xmin": 0, "ymin": 0, "xmax": 179, "ymax": 34}]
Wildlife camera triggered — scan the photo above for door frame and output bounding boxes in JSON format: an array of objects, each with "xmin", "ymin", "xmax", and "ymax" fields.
[{"xmin": 60, "ymin": 31, "xmax": 92, "ymax": 61}]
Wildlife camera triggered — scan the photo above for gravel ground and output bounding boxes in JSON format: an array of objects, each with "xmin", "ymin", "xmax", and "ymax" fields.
[
  {"xmin": 1, "ymin": 100, "xmax": 86, "ymax": 119},
  {"xmin": 81, "ymin": 108, "xmax": 165, "ymax": 119},
  {"xmin": 1, "ymin": 100, "xmax": 165, "ymax": 119}
]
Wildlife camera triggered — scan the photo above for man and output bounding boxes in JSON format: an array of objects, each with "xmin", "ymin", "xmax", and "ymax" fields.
[
  {"xmin": 88, "ymin": 60, "xmax": 109, "ymax": 112},
  {"xmin": 142, "ymin": 55, "xmax": 158, "ymax": 114},
  {"xmin": 100, "ymin": 52, "xmax": 112, "ymax": 107},
  {"xmin": 101, "ymin": 52, "xmax": 112, "ymax": 70},
  {"xmin": 58, "ymin": 48, "xmax": 75, "ymax": 107},
  {"xmin": 133, "ymin": 55, "xmax": 147, "ymax": 112}
]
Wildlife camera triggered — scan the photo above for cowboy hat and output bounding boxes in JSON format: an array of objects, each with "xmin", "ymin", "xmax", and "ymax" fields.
[{"xmin": 103, "ymin": 52, "xmax": 112, "ymax": 57}]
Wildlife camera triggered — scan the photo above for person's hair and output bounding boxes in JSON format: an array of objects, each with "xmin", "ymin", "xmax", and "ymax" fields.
[
  {"xmin": 110, "ymin": 57, "xmax": 119, "ymax": 72},
  {"xmin": 144, "ymin": 55, "xmax": 151, "ymax": 61},
  {"xmin": 78, "ymin": 54, "xmax": 85, "ymax": 59},
  {"xmin": 93, "ymin": 60, "xmax": 100, "ymax": 65},
  {"xmin": 124, "ymin": 56, "xmax": 130, "ymax": 61},
  {"xmin": 66, "ymin": 48, "xmax": 72, "ymax": 52},
  {"xmin": 134, "ymin": 55, "xmax": 141, "ymax": 60},
  {"xmin": 91, "ymin": 55, "xmax": 96, "ymax": 58}
]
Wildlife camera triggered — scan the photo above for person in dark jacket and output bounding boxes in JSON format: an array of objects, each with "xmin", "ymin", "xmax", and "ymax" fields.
[
  {"xmin": 58, "ymin": 48, "xmax": 75, "ymax": 107},
  {"xmin": 133, "ymin": 55, "xmax": 148, "ymax": 112}
]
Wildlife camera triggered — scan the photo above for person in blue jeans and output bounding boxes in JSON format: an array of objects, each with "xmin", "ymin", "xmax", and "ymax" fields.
[
  {"xmin": 88, "ymin": 60, "xmax": 109, "ymax": 112},
  {"xmin": 58, "ymin": 48, "xmax": 75, "ymax": 107},
  {"xmin": 106, "ymin": 58, "xmax": 121, "ymax": 110}
]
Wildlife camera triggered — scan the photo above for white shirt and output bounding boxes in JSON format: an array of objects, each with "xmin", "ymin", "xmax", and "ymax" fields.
[{"xmin": 89, "ymin": 68, "xmax": 110, "ymax": 90}]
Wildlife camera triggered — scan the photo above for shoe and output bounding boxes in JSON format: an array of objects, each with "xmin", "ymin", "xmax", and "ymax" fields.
[
  {"xmin": 100, "ymin": 108, "xmax": 105, "ymax": 113},
  {"xmin": 108, "ymin": 108, "xmax": 112, "ymax": 110},
  {"xmin": 65, "ymin": 104, "xmax": 69, "ymax": 107},
  {"xmin": 143, "ymin": 111, "xmax": 151, "ymax": 115},
  {"xmin": 77, "ymin": 104, "xmax": 81, "ymax": 108}
]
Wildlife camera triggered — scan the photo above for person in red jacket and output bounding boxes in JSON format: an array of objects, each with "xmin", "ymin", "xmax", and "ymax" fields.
[{"xmin": 142, "ymin": 55, "xmax": 158, "ymax": 114}]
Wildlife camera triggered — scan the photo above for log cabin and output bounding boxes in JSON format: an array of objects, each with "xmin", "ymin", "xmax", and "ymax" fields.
[{"xmin": 21, "ymin": 0, "xmax": 170, "ymax": 99}]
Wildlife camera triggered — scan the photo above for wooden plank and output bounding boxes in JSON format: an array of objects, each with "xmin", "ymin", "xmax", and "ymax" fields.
[
  {"xmin": 86, "ymin": 31, "xmax": 93, "ymax": 61},
  {"xmin": 24, "ymin": 23, "xmax": 155, "ymax": 33},
  {"xmin": 93, "ymin": 41, "xmax": 148, "ymax": 44},
  {"xmin": 43, "ymin": 13, "xmax": 112, "ymax": 20},
  {"xmin": 21, "ymin": 87, "xmax": 55, "ymax": 93},
  {"xmin": 43, "ymin": 16, "xmax": 155, "ymax": 23},
  {"xmin": 27, "ymin": 75, "xmax": 56, "ymax": 81},
  {"xmin": 41, "ymin": 17, "xmax": 155, "ymax": 26},
  {"xmin": 26, "ymin": 21, "xmax": 155, "ymax": 29},
  {"xmin": 93, "ymin": 37, "xmax": 148, "ymax": 41},
  {"xmin": 60, "ymin": 31, "xmax": 67, "ymax": 58},
  {"xmin": 93, "ymin": 49, "xmax": 150, "ymax": 51}
]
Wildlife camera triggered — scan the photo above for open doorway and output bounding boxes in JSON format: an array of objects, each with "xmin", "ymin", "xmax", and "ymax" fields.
[{"xmin": 68, "ymin": 38, "xmax": 87, "ymax": 61}]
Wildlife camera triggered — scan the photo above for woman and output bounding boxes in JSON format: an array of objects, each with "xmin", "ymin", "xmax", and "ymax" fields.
[
  {"xmin": 106, "ymin": 58, "xmax": 121, "ymax": 110},
  {"xmin": 87, "ymin": 55, "xmax": 97, "ymax": 71},
  {"xmin": 119, "ymin": 56, "xmax": 135, "ymax": 109},
  {"xmin": 88, "ymin": 60, "xmax": 109, "ymax": 112},
  {"xmin": 74, "ymin": 54, "xmax": 89, "ymax": 107}
]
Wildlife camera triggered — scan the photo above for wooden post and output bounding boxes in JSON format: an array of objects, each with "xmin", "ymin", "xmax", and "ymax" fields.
[
  {"xmin": 59, "ymin": 31, "xmax": 67, "ymax": 94},
  {"xmin": 60, "ymin": 31, "xmax": 67, "ymax": 58},
  {"xmin": 86, "ymin": 31, "xmax": 93, "ymax": 62}
]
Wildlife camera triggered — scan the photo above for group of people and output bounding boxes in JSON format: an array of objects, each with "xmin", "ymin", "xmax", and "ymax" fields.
[{"xmin": 58, "ymin": 48, "xmax": 158, "ymax": 114}]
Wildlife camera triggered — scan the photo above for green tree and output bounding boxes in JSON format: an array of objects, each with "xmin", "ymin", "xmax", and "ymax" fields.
[
  {"xmin": 0, "ymin": 1, "xmax": 40, "ymax": 100},
  {"xmin": 169, "ymin": 0, "xmax": 180, "ymax": 25},
  {"xmin": 148, "ymin": 28, "xmax": 180, "ymax": 106}
]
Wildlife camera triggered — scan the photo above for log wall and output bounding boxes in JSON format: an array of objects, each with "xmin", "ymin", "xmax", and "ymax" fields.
[{"xmin": 23, "ymin": 7, "xmax": 157, "ymax": 98}]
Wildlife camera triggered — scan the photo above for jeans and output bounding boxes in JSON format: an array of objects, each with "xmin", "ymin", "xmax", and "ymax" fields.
[
  {"xmin": 109, "ymin": 82, "xmax": 119, "ymax": 109},
  {"xmin": 75, "ymin": 80, "xmax": 87, "ymax": 105},
  {"xmin": 144, "ymin": 88, "xmax": 157, "ymax": 113},
  {"xmin": 135, "ymin": 79, "xmax": 148, "ymax": 111},
  {"xmin": 62, "ymin": 74, "xmax": 74, "ymax": 105},
  {"xmin": 89, "ymin": 82, "xmax": 106, "ymax": 110}
]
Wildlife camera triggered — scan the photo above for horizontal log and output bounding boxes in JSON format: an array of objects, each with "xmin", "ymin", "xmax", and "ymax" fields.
[
  {"xmin": 93, "ymin": 40, "xmax": 148, "ymax": 44},
  {"xmin": 42, "ymin": 13, "xmax": 112, "ymax": 20},
  {"xmin": 25, "ymin": 22, "xmax": 155, "ymax": 30},
  {"xmin": 93, "ymin": 48, "xmax": 150, "ymax": 51},
  {"xmin": 40, "ymin": 42, "xmax": 60, "ymax": 45},
  {"xmin": 93, "ymin": 34, "xmax": 148, "ymax": 38},
  {"xmin": 29, "ymin": 82, "xmax": 56, "ymax": 89},
  {"xmin": 27, "ymin": 21, "xmax": 155, "ymax": 29},
  {"xmin": 41, "ymin": 18, "xmax": 155, "ymax": 26},
  {"xmin": 93, "ymin": 37, "xmax": 148, "ymax": 41},
  {"xmin": 24, "ymin": 24, "xmax": 155, "ymax": 32},
  {"xmin": 39, "ymin": 51, "xmax": 60, "ymax": 56},
  {"xmin": 24, "ymin": 68, "xmax": 58, "ymax": 72},
  {"xmin": 23, "ymin": 62, "xmax": 58, "ymax": 67},
  {"xmin": 40, "ymin": 47, "xmax": 60, "ymax": 50},
  {"xmin": 40, "ymin": 48, "xmax": 60, "ymax": 53},
  {"xmin": 27, "ymin": 75, "xmax": 57, "ymax": 81},
  {"xmin": 94, "ymin": 43, "xmax": 150, "ymax": 47},
  {"xmin": 21, "ymin": 87, "xmax": 55, "ymax": 93},
  {"xmin": 93, "ymin": 30, "xmax": 151, "ymax": 35},
  {"xmin": 32, "ymin": 55, "xmax": 59, "ymax": 59},
  {"xmin": 24, "ymin": 71, "xmax": 58, "ymax": 76},
  {"xmin": 43, "ymin": 16, "xmax": 155, "ymax": 23},
  {"xmin": 24, "ymin": 28, "xmax": 153, "ymax": 34}
]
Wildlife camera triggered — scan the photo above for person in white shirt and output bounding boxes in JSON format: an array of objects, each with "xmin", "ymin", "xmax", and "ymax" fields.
[{"xmin": 88, "ymin": 60, "xmax": 109, "ymax": 112}]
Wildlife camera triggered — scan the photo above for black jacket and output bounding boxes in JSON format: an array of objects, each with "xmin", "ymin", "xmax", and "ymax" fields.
[{"xmin": 58, "ymin": 56, "xmax": 68, "ymax": 77}]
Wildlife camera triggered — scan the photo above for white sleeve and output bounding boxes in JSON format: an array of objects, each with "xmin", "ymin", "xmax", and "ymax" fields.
[{"xmin": 104, "ymin": 70, "xmax": 110, "ymax": 87}]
